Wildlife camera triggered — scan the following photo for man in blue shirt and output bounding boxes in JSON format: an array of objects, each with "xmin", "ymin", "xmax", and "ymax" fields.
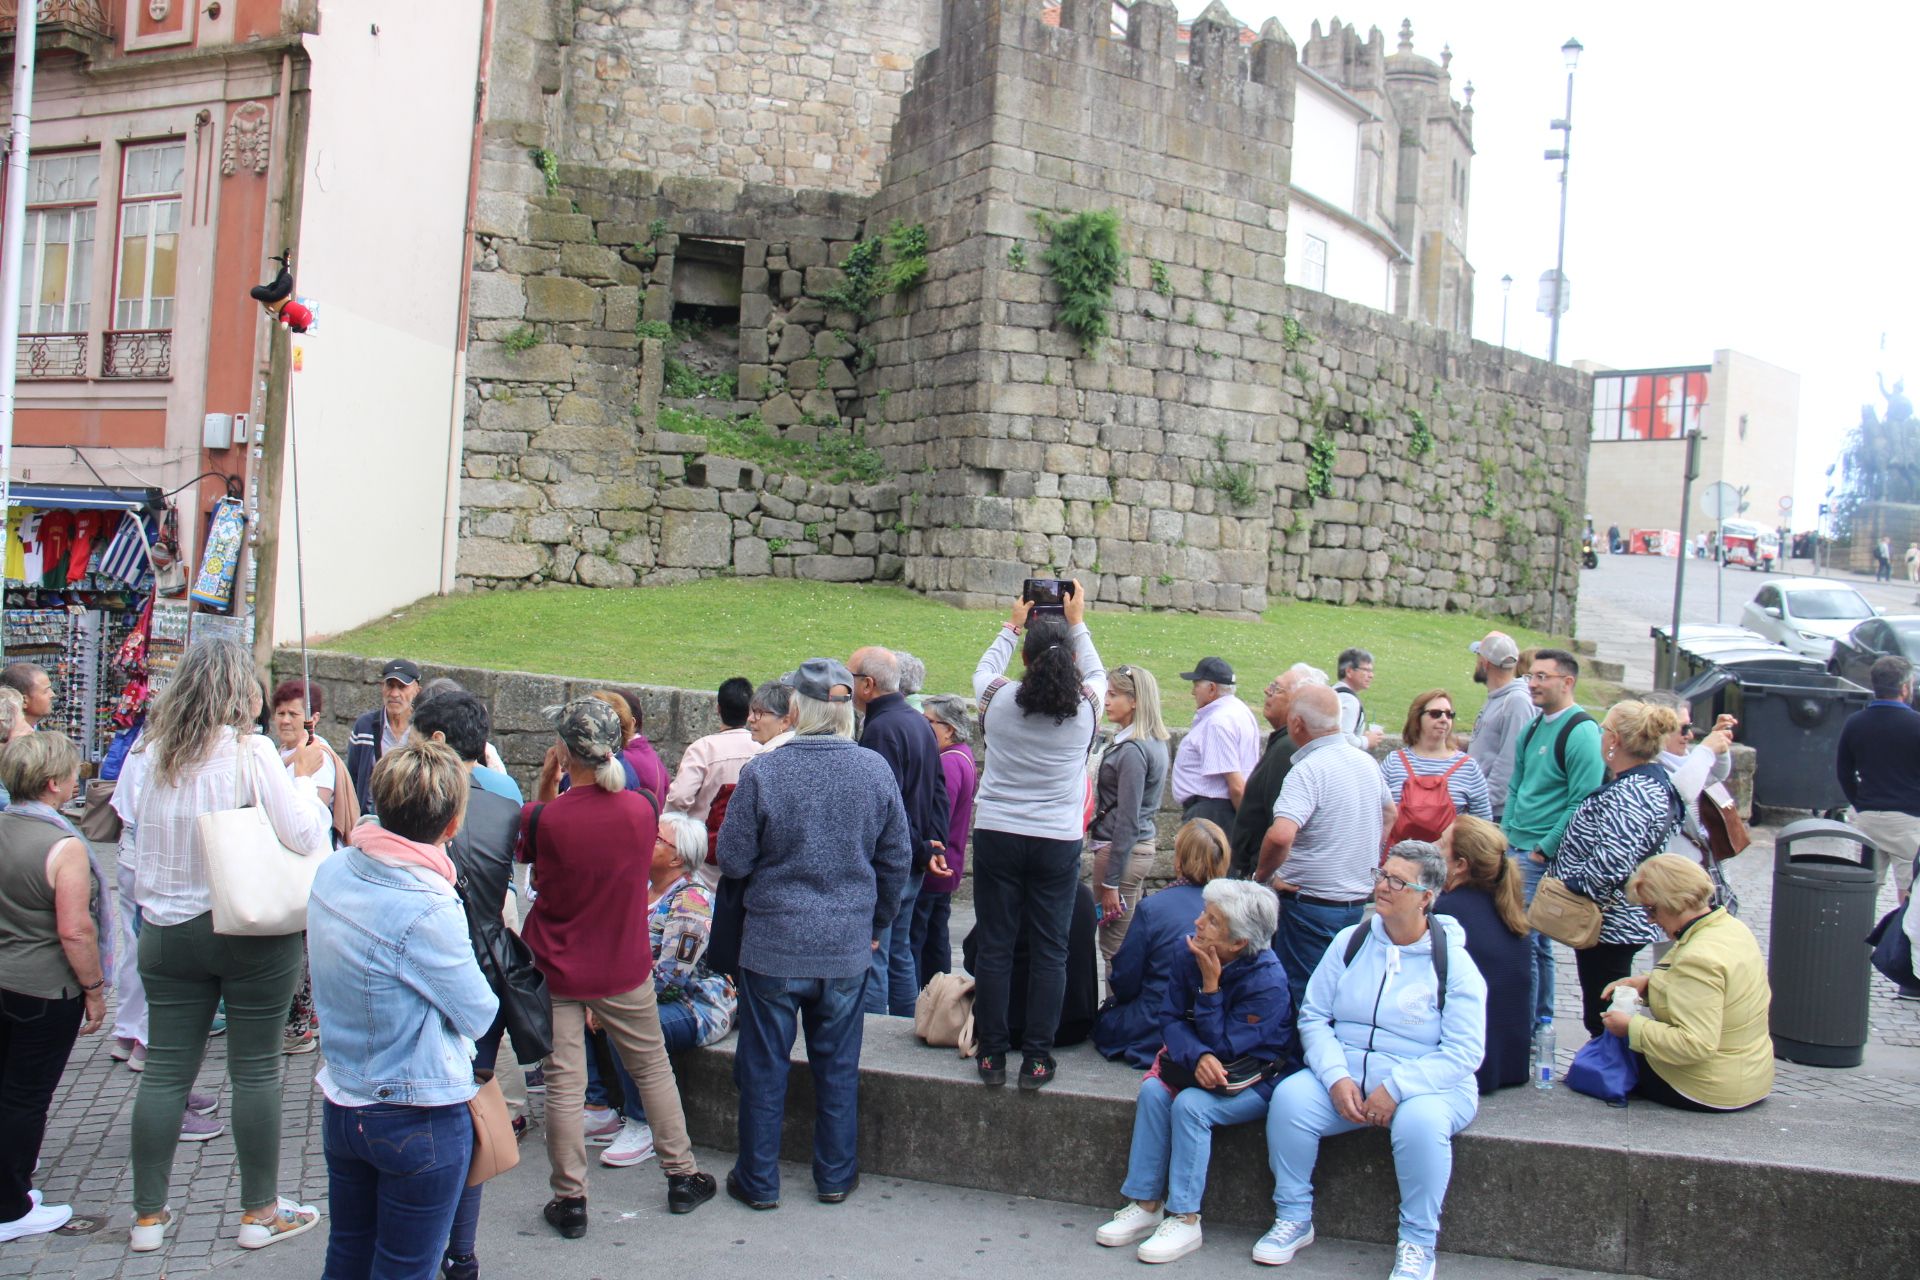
[{"xmin": 1836, "ymin": 656, "xmax": 1920, "ymax": 918}]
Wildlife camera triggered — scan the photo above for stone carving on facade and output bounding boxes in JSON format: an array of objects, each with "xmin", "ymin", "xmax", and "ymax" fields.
[
  {"xmin": 221, "ymin": 103, "xmax": 270, "ymax": 177},
  {"xmin": 148, "ymin": 0, "xmax": 171, "ymax": 20}
]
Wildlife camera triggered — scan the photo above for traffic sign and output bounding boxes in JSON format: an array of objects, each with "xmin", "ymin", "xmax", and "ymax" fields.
[
  {"xmin": 1699, "ymin": 482, "xmax": 1741, "ymax": 521},
  {"xmin": 1778, "ymin": 495, "xmax": 1793, "ymax": 512}
]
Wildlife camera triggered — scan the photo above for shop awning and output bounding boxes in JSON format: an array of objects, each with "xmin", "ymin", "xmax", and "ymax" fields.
[{"xmin": 6, "ymin": 483, "xmax": 163, "ymax": 512}]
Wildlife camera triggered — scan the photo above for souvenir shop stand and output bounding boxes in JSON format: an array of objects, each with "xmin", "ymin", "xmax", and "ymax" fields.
[{"xmin": 2, "ymin": 482, "xmax": 181, "ymax": 776}]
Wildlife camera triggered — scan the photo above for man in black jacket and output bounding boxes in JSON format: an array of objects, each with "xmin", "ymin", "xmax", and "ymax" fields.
[
  {"xmin": 1837, "ymin": 655, "xmax": 1920, "ymax": 910},
  {"xmin": 346, "ymin": 658, "xmax": 422, "ymax": 816},
  {"xmin": 850, "ymin": 646, "xmax": 950, "ymax": 1017},
  {"xmin": 1230, "ymin": 664, "xmax": 1327, "ymax": 878}
]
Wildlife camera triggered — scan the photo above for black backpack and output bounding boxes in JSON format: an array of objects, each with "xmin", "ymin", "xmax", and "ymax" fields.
[
  {"xmin": 1518, "ymin": 708, "xmax": 1595, "ymax": 775},
  {"xmin": 1342, "ymin": 918, "xmax": 1449, "ymax": 1012}
]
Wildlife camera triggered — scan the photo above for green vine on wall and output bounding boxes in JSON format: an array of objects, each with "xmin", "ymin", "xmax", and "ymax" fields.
[
  {"xmin": 1148, "ymin": 259, "xmax": 1173, "ymax": 298},
  {"xmin": 1407, "ymin": 408, "xmax": 1434, "ymax": 459},
  {"xmin": 1306, "ymin": 429, "xmax": 1337, "ymax": 498},
  {"xmin": 529, "ymin": 148, "xmax": 560, "ymax": 196},
  {"xmin": 1200, "ymin": 433, "xmax": 1260, "ymax": 508},
  {"xmin": 1281, "ymin": 314, "xmax": 1311, "ymax": 352},
  {"xmin": 1035, "ymin": 209, "xmax": 1126, "ymax": 356},
  {"xmin": 819, "ymin": 220, "xmax": 928, "ymax": 316}
]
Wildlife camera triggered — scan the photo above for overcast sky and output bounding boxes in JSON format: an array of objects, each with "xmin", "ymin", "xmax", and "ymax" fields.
[{"xmin": 1206, "ymin": 3, "xmax": 1917, "ymax": 529}]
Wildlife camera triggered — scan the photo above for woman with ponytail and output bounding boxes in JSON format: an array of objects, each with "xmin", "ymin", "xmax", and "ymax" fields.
[
  {"xmin": 1435, "ymin": 816, "xmax": 1534, "ymax": 1092},
  {"xmin": 968, "ymin": 580, "xmax": 1107, "ymax": 1091}
]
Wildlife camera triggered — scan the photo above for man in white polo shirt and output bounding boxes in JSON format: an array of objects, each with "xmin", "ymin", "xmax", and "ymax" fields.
[{"xmin": 1255, "ymin": 683, "xmax": 1396, "ymax": 1014}]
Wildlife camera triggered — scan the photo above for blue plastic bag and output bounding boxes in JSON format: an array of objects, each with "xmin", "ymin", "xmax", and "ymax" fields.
[{"xmin": 1566, "ymin": 1031, "xmax": 1639, "ymax": 1107}]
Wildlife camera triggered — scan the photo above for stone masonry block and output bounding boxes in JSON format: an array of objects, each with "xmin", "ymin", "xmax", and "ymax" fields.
[
  {"xmin": 660, "ymin": 510, "xmax": 734, "ymax": 568},
  {"xmin": 525, "ymin": 276, "xmax": 597, "ymax": 322}
]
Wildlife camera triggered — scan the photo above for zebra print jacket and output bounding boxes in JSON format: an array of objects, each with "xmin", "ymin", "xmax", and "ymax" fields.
[{"xmin": 1553, "ymin": 764, "xmax": 1680, "ymax": 947}]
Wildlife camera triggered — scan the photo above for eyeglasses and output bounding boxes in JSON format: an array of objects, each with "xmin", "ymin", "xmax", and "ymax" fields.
[
  {"xmin": 1373, "ymin": 868, "xmax": 1418, "ymax": 893},
  {"xmin": 1524, "ymin": 671, "xmax": 1565, "ymax": 684},
  {"xmin": 1423, "ymin": 708, "xmax": 1456, "ymax": 720}
]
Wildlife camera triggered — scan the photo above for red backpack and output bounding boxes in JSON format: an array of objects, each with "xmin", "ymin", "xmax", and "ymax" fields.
[
  {"xmin": 1386, "ymin": 751, "xmax": 1467, "ymax": 849},
  {"xmin": 703, "ymin": 782, "xmax": 736, "ymax": 863}
]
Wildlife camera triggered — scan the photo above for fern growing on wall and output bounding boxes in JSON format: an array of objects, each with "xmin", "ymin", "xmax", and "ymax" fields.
[{"xmin": 1035, "ymin": 209, "xmax": 1125, "ymax": 356}]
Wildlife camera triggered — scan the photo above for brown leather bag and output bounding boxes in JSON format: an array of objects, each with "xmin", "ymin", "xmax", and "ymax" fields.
[
  {"xmin": 1697, "ymin": 783, "xmax": 1750, "ymax": 863},
  {"xmin": 1526, "ymin": 875, "xmax": 1604, "ymax": 949},
  {"xmin": 465, "ymin": 1074, "xmax": 520, "ymax": 1186}
]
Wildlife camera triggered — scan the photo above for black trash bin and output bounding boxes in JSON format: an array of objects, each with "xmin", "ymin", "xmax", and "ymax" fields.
[
  {"xmin": 1768, "ymin": 818, "xmax": 1879, "ymax": 1067},
  {"xmin": 1649, "ymin": 624, "xmax": 1768, "ymax": 689},
  {"xmin": 1673, "ymin": 664, "xmax": 1867, "ymax": 811}
]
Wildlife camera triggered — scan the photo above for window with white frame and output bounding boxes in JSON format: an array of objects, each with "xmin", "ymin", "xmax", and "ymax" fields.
[
  {"xmin": 113, "ymin": 142, "xmax": 185, "ymax": 331},
  {"xmin": 21, "ymin": 151, "xmax": 99, "ymax": 336},
  {"xmin": 1302, "ymin": 234, "xmax": 1328, "ymax": 292}
]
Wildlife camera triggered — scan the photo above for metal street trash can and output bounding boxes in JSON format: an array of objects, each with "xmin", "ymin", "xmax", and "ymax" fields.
[
  {"xmin": 1769, "ymin": 818, "xmax": 1878, "ymax": 1067},
  {"xmin": 1673, "ymin": 665, "xmax": 1867, "ymax": 811}
]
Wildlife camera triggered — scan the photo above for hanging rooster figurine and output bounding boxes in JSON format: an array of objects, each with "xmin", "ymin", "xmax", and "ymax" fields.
[{"xmin": 250, "ymin": 249, "xmax": 312, "ymax": 333}]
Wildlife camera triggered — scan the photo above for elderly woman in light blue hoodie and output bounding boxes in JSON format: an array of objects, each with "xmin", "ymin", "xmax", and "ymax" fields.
[{"xmin": 1255, "ymin": 841, "xmax": 1486, "ymax": 1280}]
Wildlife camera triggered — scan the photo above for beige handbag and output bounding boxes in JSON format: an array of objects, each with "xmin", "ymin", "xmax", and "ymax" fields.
[
  {"xmin": 1527, "ymin": 874, "xmax": 1604, "ymax": 949},
  {"xmin": 465, "ymin": 1074, "xmax": 520, "ymax": 1186},
  {"xmin": 913, "ymin": 971, "xmax": 978, "ymax": 1058},
  {"xmin": 199, "ymin": 741, "xmax": 330, "ymax": 936}
]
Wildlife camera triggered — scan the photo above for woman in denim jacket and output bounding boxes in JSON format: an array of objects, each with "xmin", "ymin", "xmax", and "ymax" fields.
[{"xmin": 308, "ymin": 742, "xmax": 498, "ymax": 1280}]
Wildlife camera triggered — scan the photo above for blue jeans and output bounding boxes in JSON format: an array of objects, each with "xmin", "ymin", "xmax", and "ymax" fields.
[
  {"xmin": 1266, "ymin": 1068, "xmax": 1477, "ymax": 1249},
  {"xmin": 1271, "ymin": 897, "xmax": 1365, "ymax": 1020},
  {"xmin": 731, "ymin": 969, "xmax": 865, "ymax": 1203},
  {"xmin": 971, "ymin": 828, "xmax": 1083, "ymax": 1058},
  {"xmin": 866, "ymin": 873, "xmax": 922, "ymax": 1017},
  {"xmin": 912, "ymin": 889, "xmax": 952, "ymax": 990},
  {"xmin": 323, "ymin": 1099, "xmax": 472, "ymax": 1280},
  {"xmin": 1120, "ymin": 1077, "xmax": 1268, "ymax": 1215},
  {"xmin": 1518, "ymin": 853, "xmax": 1556, "ymax": 1023}
]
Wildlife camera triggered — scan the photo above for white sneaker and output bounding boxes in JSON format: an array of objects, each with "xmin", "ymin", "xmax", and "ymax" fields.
[
  {"xmin": 1137, "ymin": 1214, "xmax": 1204, "ymax": 1264},
  {"xmin": 0, "ymin": 1201, "xmax": 71, "ymax": 1243},
  {"xmin": 235, "ymin": 1198, "xmax": 320, "ymax": 1250},
  {"xmin": 599, "ymin": 1119, "xmax": 656, "ymax": 1167},
  {"xmin": 129, "ymin": 1207, "xmax": 174, "ymax": 1253},
  {"xmin": 1252, "ymin": 1218, "xmax": 1315, "ymax": 1266},
  {"xmin": 1095, "ymin": 1200, "xmax": 1164, "ymax": 1247},
  {"xmin": 1388, "ymin": 1240, "xmax": 1436, "ymax": 1280}
]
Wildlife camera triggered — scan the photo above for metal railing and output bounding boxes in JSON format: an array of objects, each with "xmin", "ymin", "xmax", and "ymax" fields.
[
  {"xmin": 0, "ymin": 1, "xmax": 114, "ymax": 40},
  {"xmin": 101, "ymin": 329, "xmax": 171, "ymax": 379},
  {"xmin": 18, "ymin": 331, "xmax": 86, "ymax": 377}
]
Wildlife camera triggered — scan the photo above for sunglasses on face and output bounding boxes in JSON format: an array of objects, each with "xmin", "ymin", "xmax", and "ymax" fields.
[{"xmin": 1423, "ymin": 708, "xmax": 1456, "ymax": 720}]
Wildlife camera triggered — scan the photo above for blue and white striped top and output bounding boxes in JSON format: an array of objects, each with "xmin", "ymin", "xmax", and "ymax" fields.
[{"xmin": 1380, "ymin": 750, "xmax": 1493, "ymax": 822}]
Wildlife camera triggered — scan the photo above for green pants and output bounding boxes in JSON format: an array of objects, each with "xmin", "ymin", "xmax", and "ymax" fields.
[{"xmin": 132, "ymin": 911, "xmax": 302, "ymax": 1215}]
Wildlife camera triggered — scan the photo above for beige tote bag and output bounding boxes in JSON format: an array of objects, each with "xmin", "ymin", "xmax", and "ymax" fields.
[{"xmin": 199, "ymin": 742, "xmax": 331, "ymax": 936}]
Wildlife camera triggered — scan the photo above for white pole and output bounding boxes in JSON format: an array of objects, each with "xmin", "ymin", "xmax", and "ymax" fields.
[{"xmin": 0, "ymin": 1, "xmax": 40, "ymax": 659}]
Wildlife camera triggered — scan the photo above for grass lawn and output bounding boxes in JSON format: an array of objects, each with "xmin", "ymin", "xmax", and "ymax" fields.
[{"xmin": 323, "ymin": 580, "xmax": 1593, "ymax": 730}]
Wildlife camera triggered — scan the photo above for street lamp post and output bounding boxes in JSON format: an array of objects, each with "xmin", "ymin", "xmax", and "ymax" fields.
[
  {"xmin": 1500, "ymin": 274, "xmax": 1513, "ymax": 348},
  {"xmin": 1545, "ymin": 37, "xmax": 1582, "ymax": 365}
]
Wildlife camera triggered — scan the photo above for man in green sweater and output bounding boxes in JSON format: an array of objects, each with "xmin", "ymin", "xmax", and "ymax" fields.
[{"xmin": 1502, "ymin": 649, "xmax": 1606, "ymax": 1025}]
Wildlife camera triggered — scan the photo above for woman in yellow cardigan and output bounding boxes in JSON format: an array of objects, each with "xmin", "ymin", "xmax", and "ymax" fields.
[{"xmin": 1600, "ymin": 854, "xmax": 1772, "ymax": 1111}]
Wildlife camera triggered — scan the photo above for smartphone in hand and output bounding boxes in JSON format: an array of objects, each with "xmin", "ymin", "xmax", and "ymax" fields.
[{"xmin": 1023, "ymin": 577, "xmax": 1075, "ymax": 618}]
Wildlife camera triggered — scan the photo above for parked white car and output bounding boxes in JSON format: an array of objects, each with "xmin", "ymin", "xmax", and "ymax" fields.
[{"xmin": 1740, "ymin": 579, "xmax": 1877, "ymax": 659}]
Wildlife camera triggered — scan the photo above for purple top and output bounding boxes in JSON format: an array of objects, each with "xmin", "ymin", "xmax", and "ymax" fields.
[
  {"xmin": 625, "ymin": 735, "xmax": 670, "ymax": 801},
  {"xmin": 924, "ymin": 742, "xmax": 977, "ymax": 894}
]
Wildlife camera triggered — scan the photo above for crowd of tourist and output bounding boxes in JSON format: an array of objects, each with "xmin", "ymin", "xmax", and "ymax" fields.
[{"xmin": 6, "ymin": 593, "xmax": 1860, "ymax": 1279}]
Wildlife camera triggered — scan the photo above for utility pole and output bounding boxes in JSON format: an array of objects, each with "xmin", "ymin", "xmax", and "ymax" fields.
[
  {"xmin": 0, "ymin": 0, "xmax": 39, "ymax": 658},
  {"xmin": 1668, "ymin": 430, "xmax": 1703, "ymax": 687},
  {"xmin": 1545, "ymin": 38, "xmax": 1582, "ymax": 364}
]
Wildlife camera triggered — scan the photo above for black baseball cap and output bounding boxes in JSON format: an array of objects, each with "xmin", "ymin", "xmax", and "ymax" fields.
[
  {"xmin": 1179, "ymin": 657, "xmax": 1235, "ymax": 684},
  {"xmin": 380, "ymin": 659, "xmax": 421, "ymax": 685}
]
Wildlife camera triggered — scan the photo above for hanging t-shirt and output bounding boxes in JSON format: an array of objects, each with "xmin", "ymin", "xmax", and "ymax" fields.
[
  {"xmin": 18, "ymin": 511, "xmax": 45, "ymax": 583},
  {"xmin": 69, "ymin": 510, "xmax": 111, "ymax": 584},
  {"xmin": 4, "ymin": 507, "xmax": 28, "ymax": 581},
  {"xmin": 37, "ymin": 511, "xmax": 75, "ymax": 589}
]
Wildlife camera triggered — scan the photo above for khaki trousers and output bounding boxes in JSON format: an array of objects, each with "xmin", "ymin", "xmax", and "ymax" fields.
[
  {"xmin": 1849, "ymin": 809, "xmax": 1919, "ymax": 898},
  {"xmin": 1098, "ymin": 840, "xmax": 1159, "ymax": 987},
  {"xmin": 545, "ymin": 978, "xmax": 697, "ymax": 1196}
]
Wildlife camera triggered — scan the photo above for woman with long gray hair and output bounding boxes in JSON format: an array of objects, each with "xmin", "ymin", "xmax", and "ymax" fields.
[
  {"xmin": 113, "ymin": 639, "xmax": 335, "ymax": 1254},
  {"xmin": 1258, "ymin": 841, "xmax": 1487, "ymax": 1280}
]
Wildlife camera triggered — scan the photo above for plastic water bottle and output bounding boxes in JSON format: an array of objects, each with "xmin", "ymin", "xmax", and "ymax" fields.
[{"xmin": 1531, "ymin": 1019, "xmax": 1556, "ymax": 1090}]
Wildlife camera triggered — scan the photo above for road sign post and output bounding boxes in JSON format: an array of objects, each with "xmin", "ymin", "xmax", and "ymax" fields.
[
  {"xmin": 1668, "ymin": 433, "xmax": 1706, "ymax": 686},
  {"xmin": 1699, "ymin": 481, "xmax": 1741, "ymax": 626}
]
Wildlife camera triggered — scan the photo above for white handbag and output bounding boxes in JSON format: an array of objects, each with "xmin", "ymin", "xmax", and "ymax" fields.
[{"xmin": 199, "ymin": 740, "xmax": 331, "ymax": 936}]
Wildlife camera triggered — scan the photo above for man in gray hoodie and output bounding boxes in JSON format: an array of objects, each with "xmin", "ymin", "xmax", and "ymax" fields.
[{"xmin": 1465, "ymin": 633, "xmax": 1535, "ymax": 821}]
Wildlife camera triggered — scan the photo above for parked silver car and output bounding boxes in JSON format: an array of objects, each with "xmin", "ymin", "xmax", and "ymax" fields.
[{"xmin": 1739, "ymin": 578, "xmax": 1877, "ymax": 659}]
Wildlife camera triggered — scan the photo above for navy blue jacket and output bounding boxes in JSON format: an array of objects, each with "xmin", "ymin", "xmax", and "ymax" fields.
[
  {"xmin": 345, "ymin": 709, "xmax": 385, "ymax": 817},
  {"xmin": 859, "ymin": 692, "xmax": 950, "ymax": 874},
  {"xmin": 1158, "ymin": 942, "xmax": 1295, "ymax": 1101},
  {"xmin": 1837, "ymin": 700, "xmax": 1920, "ymax": 817},
  {"xmin": 1094, "ymin": 883, "xmax": 1206, "ymax": 1067}
]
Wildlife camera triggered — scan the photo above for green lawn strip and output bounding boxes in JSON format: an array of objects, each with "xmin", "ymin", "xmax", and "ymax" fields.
[{"xmin": 324, "ymin": 581, "xmax": 1596, "ymax": 730}]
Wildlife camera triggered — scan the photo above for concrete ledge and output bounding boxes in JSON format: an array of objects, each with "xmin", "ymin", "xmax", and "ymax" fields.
[{"xmin": 674, "ymin": 1017, "xmax": 1918, "ymax": 1280}]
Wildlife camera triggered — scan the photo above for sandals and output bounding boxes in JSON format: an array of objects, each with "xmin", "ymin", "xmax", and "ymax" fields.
[{"xmin": 236, "ymin": 1198, "xmax": 320, "ymax": 1250}]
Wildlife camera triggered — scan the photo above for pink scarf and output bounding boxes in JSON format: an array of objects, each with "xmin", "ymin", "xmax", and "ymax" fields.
[{"xmin": 353, "ymin": 819, "xmax": 458, "ymax": 889}]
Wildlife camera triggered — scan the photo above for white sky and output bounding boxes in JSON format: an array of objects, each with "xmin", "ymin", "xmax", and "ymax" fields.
[{"xmin": 1201, "ymin": 3, "xmax": 1920, "ymax": 529}]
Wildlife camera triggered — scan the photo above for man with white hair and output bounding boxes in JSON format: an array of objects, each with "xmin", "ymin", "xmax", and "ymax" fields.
[
  {"xmin": 1255, "ymin": 683, "xmax": 1396, "ymax": 1014},
  {"xmin": 1229, "ymin": 664, "xmax": 1328, "ymax": 879}
]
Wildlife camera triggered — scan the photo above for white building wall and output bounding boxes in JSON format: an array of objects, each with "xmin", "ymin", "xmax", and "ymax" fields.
[
  {"xmin": 1284, "ymin": 202, "xmax": 1392, "ymax": 313},
  {"xmin": 1291, "ymin": 78, "xmax": 1361, "ymax": 215},
  {"xmin": 276, "ymin": 2, "xmax": 484, "ymax": 642}
]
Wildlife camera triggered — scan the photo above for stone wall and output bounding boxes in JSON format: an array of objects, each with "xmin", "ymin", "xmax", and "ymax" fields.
[{"xmin": 566, "ymin": 0, "xmax": 941, "ymax": 193}]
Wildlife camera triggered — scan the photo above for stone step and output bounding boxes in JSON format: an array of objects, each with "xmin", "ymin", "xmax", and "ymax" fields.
[
  {"xmin": 673, "ymin": 1018, "xmax": 1916, "ymax": 1280},
  {"xmin": 1588, "ymin": 656, "xmax": 1626, "ymax": 682}
]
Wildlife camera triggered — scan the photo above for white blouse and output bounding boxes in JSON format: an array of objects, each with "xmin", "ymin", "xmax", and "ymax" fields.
[{"xmin": 113, "ymin": 730, "xmax": 333, "ymax": 927}]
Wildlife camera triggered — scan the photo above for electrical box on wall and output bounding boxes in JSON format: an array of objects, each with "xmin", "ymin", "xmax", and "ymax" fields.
[
  {"xmin": 232, "ymin": 413, "xmax": 250, "ymax": 445},
  {"xmin": 202, "ymin": 414, "xmax": 233, "ymax": 449}
]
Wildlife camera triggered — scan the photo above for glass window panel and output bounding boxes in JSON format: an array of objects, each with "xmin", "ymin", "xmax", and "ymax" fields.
[
  {"xmin": 38, "ymin": 244, "xmax": 68, "ymax": 306},
  {"xmin": 124, "ymin": 143, "xmax": 185, "ymax": 198}
]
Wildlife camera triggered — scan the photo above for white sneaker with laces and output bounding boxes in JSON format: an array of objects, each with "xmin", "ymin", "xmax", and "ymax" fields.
[
  {"xmin": 1095, "ymin": 1201, "xmax": 1165, "ymax": 1247},
  {"xmin": 1252, "ymin": 1218, "xmax": 1315, "ymax": 1265},
  {"xmin": 1388, "ymin": 1240, "xmax": 1437, "ymax": 1280},
  {"xmin": 235, "ymin": 1198, "xmax": 319, "ymax": 1250},
  {"xmin": 0, "ymin": 1201, "xmax": 71, "ymax": 1243},
  {"xmin": 599, "ymin": 1119, "xmax": 656, "ymax": 1168},
  {"xmin": 1136, "ymin": 1214, "xmax": 1204, "ymax": 1264}
]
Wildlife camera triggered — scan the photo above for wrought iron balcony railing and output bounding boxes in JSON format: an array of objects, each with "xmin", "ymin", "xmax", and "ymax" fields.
[
  {"xmin": 101, "ymin": 329, "xmax": 171, "ymax": 379},
  {"xmin": 18, "ymin": 331, "xmax": 87, "ymax": 378},
  {"xmin": 0, "ymin": 1, "xmax": 115, "ymax": 42}
]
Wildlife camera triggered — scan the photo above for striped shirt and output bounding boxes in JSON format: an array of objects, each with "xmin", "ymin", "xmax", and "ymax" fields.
[
  {"xmin": 1380, "ymin": 750, "xmax": 1493, "ymax": 822},
  {"xmin": 1270, "ymin": 734, "xmax": 1394, "ymax": 900}
]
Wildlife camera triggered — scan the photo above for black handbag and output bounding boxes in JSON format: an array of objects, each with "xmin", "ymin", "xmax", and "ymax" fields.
[
  {"xmin": 1154, "ymin": 1048, "xmax": 1283, "ymax": 1094},
  {"xmin": 457, "ymin": 876, "xmax": 553, "ymax": 1064}
]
